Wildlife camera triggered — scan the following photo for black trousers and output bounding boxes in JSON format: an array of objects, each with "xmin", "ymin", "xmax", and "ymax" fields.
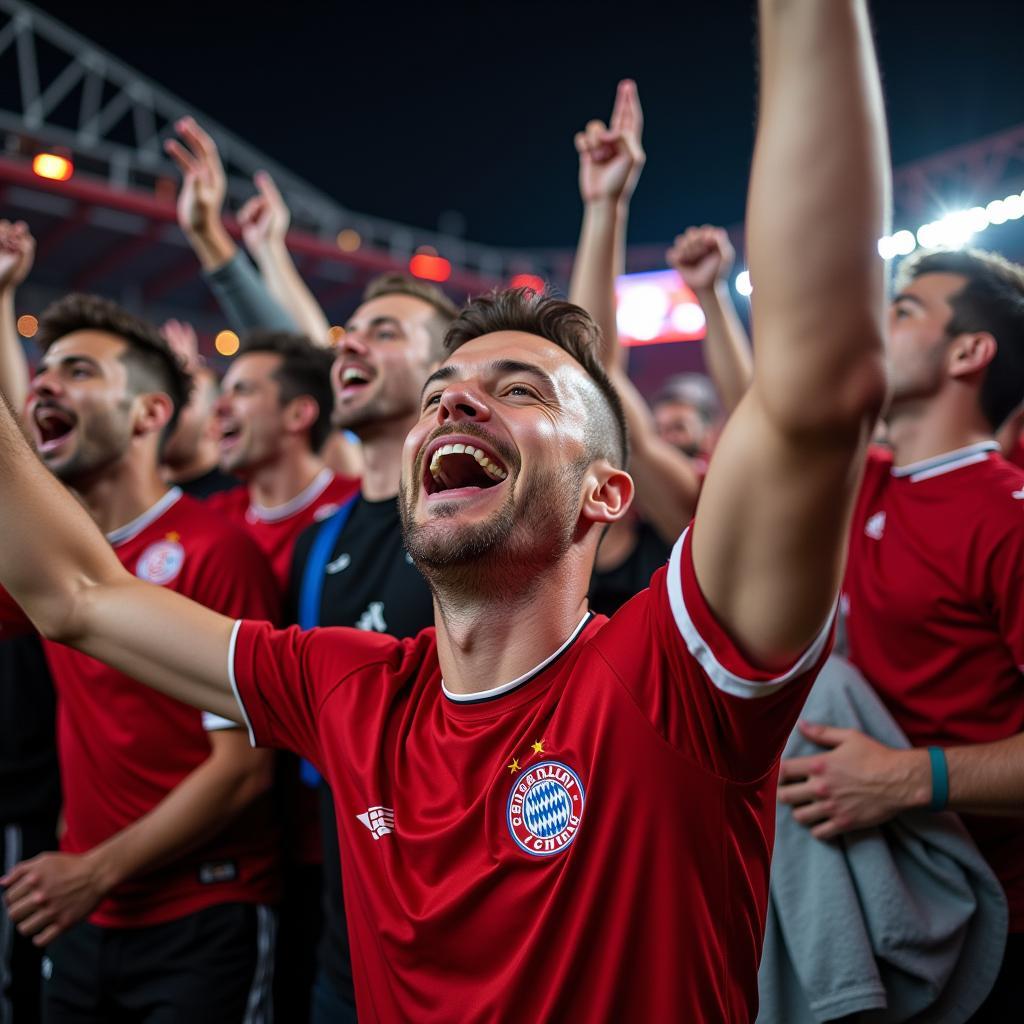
[
  {"xmin": 970, "ymin": 930, "xmax": 1024, "ymax": 1022},
  {"xmin": 42, "ymin": 902, "xmax": 276, "ymax": 1024},
  {"xmin": 1, "ymin": 816, "xmax": 58, "ymax": 1024}
]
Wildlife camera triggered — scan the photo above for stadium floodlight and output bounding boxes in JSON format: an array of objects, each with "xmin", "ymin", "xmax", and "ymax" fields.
[
  {"xmin": 670, "ymin": 302, "xmax": 707, "ymax": 335},
  {"xmin": 734, "ymin": 270, "xmax": 753, "ymax": 297},
  {"xmin": 1003, "ymin": 194, "xmax": 1024, "ymax": 220},
  {"xmin": 616, "ymin": 283, "xmax": 670, "ymax": 341}
]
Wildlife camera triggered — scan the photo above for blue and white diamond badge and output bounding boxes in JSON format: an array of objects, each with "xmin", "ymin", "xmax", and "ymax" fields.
[
  {"xmin": 135, "ymin": 540, "xmax": 185, "ymax": 585},
  {"xmin": 506, "ymin": 760, "xmax": 585, "ymax": 857}
]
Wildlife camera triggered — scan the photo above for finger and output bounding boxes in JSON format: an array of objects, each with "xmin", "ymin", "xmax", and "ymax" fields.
[
  {"xmin": 810, "ymin": 818, "xmax": 848, "ymax": 841},
  {"xmin": 33, "ymin": 922, "xmax": 64, "ymax": 948},
  {"xmin": 791, "ymin": 801, "xmax": 832, "ymax": 827},
  {"xmin": 164, "ymin": 139, "xmax": 198, "ymax": 177},
  {"xmin": 176, "ymin": 117, "xmax": 219, "ymax": 165},
  {"xmin": 779, "ymin": 755, "xmax": 820, "ymax": 780},
  {"xmin": 253, "ymin": 170, "xmax": 283, "ymax": 206},
  {"xmin": 237, "ymin": 196, "xmax": 262, "ymax": 225},
  {"xmin": 7, "ymin": 890, "xmax": 44, "ymax": 924},
  {"xmin": 15, "ymin": 906, "xmax": 54, "ymax": 938},
  {"xmin": 1, "ymin": 864, "xmax": 36, "ymax": 900},
  {"xmin": 798, "ymin": 721, "xmax": 851, "ymax": 748},
  {"xmin": 776, "ymin": 780, "xmax": 818, "ymax": 805},
  {"xmin": 609, "ymin": 80, "xmax": 630, "ymax": 131}
]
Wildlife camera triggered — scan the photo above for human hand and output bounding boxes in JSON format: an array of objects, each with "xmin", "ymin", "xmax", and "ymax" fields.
[
  {"xmin": 162, "ymin": 319, "xmax": 204, "ymax": 373},
  {"xmin": 2, "ymin": 851, "xmax": 108, "ymax": 946},
  {"xmin": 238, "ymin": 171, "xmax": 291, "ymax": 258},
  {"xmin": 666, "ymin": 226, "xmax": 735, "ymax": 293},
  {"xmin": 778, "ymin": 722, "xmax": 930, "ymax": 840},
  {"xmin": 164, "ymin": 117, "xmax": 228, "ymax": 240},
  {"xmin": 574, "ymin": 79, "xmax": 645, "ymax": 206},
  {"xmin": 0, "ymin": 219, "xmax": 35, "ymax": 293}
]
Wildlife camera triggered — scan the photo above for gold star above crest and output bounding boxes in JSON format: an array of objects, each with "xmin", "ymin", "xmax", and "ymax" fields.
[
  {"xmin": 507, "ymin": 758, "xmax": 521, "ymax": 774},
  {"xmin": 531, "ymin": 740, "xmax": 545, "ymax": 755},
  {"xmin": 165, "ymin": 531, "xmax": 180, "ymax": 542}
]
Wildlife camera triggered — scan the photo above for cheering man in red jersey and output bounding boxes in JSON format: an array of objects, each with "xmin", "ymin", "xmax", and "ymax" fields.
[
  {"xmin": 0, "ymin": 1, "xmax": 889, "ymax": 1019},
  {"xmin": 0, "ymin": 294, "xmax": 281, "ymax": 1022},
  {"xmin": 778, "ymin": 247, "xmax": 1024, "ymax": 1020}
]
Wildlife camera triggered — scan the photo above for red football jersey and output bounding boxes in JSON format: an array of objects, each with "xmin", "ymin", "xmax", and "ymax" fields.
[
  {"xmin": 843, "ymin": 443, "xmax": 1024, "ymax": 928},
  {"xmin": 0, "ymin": 488, "xmax": 282, "ymax": 928},
  {"xmin": 206, "ymin": 468, "xmax": 359, "ymax": 591},
  {"xmin": 230, "ymin": 528, "xmax": 833, "ymax": 1022}
]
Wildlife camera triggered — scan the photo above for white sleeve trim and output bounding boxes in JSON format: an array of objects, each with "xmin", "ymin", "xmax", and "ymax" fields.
[
  {"xmin": 202, "ymin": 711, "xmax": 241, "ymax": 732},
  {"xmin": 227, "ymin": 619, "xmax": 258, "ymax": 746},
  {"xmin": 667, "ymin": 528, "xmax": 835, "ymax": 699}
]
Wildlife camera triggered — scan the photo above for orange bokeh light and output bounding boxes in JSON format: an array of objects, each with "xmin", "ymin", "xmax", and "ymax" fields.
[
  {"xmin": 32, "ymin": 153, "xmax": 74, "ymax": 182},
  {"xmin": 16, "ymin": 314, "xmax": 37, "ymax": 338},
  {"xmin": 215, "ymin": 330, "xmax": 240, "ymax": 357},
  {"xmin": 409, "ymin": 254, "xmax": 451, "ymax": 283}
]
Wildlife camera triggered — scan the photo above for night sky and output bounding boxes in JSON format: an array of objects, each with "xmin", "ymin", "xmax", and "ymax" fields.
[{"xmin": 34, "ymin": 1, "xmax": 1024, "ymax": 250}]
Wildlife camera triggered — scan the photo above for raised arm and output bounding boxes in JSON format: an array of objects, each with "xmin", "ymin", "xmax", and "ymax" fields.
[
  {"xmin": 0, "ymin": 393, "xmax": 240, "ymax": 721},
  {"xmin": 0, "ymin": 220, "xmax": 36, "ymax": 413},
  {"xmin": 166, "ymin": 118, "xmax": 295, "ymax": 333},
  {"xmin": 691, "ymin": 0, "xmax": 889, "ymax": 667},
  {"xmin": 238, "ymin": 171, "xmax": 332, "ymax": 344},
  {"xmin": 568, "ymin": 81, "xmax": 701, "ymax": 540},
  {"xmin": 666, "ymin": 226, "xmax": 753, "ymax": 418}
]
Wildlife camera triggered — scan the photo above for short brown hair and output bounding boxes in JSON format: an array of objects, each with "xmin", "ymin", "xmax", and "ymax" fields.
[
  {"xmin": 443, "ymin": 288, "xmax": 628, "ymax": 466},
  {"xmin": 36, "ymin": 293, "xmax": 191, "ymax": 440},
  {"xmin": 898, "ymin": 248, "xmax": 1024, "ymax": 429},
  {"xmin": 363, "ymin": 273, "xmax": 459, "ymax": 360},
  {"xmin": 237, "ymin": 330, "xmax": 335, "ymax": 450}
]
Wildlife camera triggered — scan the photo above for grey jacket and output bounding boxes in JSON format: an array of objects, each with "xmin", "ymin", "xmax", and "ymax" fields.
[{"xmin": 756, "ymin": 656, "xmax": 1007, "ymax": 1024}]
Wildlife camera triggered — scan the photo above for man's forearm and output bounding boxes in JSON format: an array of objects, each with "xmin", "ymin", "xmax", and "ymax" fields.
[
  {"xmin": 252, "ymin": 241, "xmax": 331, "ymax": 345},
  {"xmin": 568, "ymin": 198, "xmax": 620, "ymax": 370},
  {"xmin": 748, "ymin": 0, "xmax": 889, "ymax": 417},
  {"xmin": 204, "ymin": 251, "xmax": 296, "ymax": 334},
  {"xmin": 694, "ymin": 281, "xmax": 752, "ymax": 418},
  {"xmin": 185, "ymin": 220, "xmax": 237, "ymax": 273},
  {"xmin": 0, "ymin": 290, "xmax": 29, "ymax": 413},
  {"xmin": 86, "ymin": 738, "xmax": 273, "ymax": 894}
]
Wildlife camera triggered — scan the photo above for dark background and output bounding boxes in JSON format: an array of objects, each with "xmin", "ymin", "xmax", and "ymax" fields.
[{"xmin": 35, "ymin": 0, "xmax": 1024, "ymax": 249}]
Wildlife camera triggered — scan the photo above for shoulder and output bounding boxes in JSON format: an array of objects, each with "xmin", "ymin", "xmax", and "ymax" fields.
[
  {"xmin": 315, "ymin": 474, "xmax": 360, "ymax": 515},
  {"xmin": 201, "ymin": 485, "xmax": 249, "ymax": 514}
]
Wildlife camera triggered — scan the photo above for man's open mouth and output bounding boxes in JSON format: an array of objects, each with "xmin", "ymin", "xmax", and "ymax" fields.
[
  {"xmin": 33, "ymin": 405, "xmax": 76, "ymax": 454},
  {"xmin": 338, "ymin": 364, "xmax": 374, "ymax": 395},
  {"xmin": 219, "ymin": 423, "xmax": 242, "ymax": 448},
  {"xmin": 423, "ymin": 438, "xmax": 509, "ymax": 496}
]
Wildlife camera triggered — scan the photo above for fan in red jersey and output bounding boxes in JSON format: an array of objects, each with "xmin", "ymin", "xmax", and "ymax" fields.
[
  {"xmin": 0, "ymin": 3, "xmax": 890, "ymax": 1020},
  {"xmin": 778, "ymin": 247, "xmax": 1024, "ymax": 1021},
  {"xmin": 0, "ymin": 293, "xmax": 281, "ymax": 1023}
]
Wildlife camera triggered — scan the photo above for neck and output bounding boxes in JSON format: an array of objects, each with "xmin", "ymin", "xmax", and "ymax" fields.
[
  {"xmin": 245, "ymin": 446, "xmax": 328, "ymax": 509},
  {"xmin": 163, "ymin": 438, "xmax": 221, "ymax": 487},
  {"xmin": 76, "ymin": 453, "xmax": 171, "ymax": 536},
  {"xmin": 886, "ymin": 392, "xmax": 992, "ymax": 468},
  {"xmin": 432, "ymin": 550, "xmax": 592, "ymax": 696},
  {"xmin": 356, "ymin": 419, "xmax": 411, "ymax": 501}
]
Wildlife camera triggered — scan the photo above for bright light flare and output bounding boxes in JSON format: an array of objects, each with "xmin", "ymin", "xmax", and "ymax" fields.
[
  {"xmin": 735, "ymin": 270, "xmax": 752, "ymax": 297},
  {"xmin": 32, "ymin": 153, "xmax": 73, "ymax": 182},
  {"xmin": 215, "ymin": 330, "xmax": 240, "ymax": 357}
]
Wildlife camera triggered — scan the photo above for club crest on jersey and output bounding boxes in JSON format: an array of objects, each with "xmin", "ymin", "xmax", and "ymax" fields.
[
  {"xmin": 135, "ymin": 539, "xmax": 185, "ymax": 585},
  {"xmin": 506, "ymin": 760, "xmax": 585, "ymax": 857},
  {"xmin": 314, "ymin": 503, "xmax": 341, "ymax": 522}
]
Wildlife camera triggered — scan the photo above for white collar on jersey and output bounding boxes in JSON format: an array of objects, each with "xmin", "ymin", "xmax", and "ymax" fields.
[
  {"xmin": 247, "ymin": 467, "xmax": 334, "ymax": 523},
  {"xmin": 891, "ymin": 440, "xmax": 1000, "ymax": 483},
  {"xmin": 106, "ymin": 487, "xmax": 183, "ymax": 546},
  {"xmin": 442, "ymin": 612, "xmax": 593, "ymax": 705}
]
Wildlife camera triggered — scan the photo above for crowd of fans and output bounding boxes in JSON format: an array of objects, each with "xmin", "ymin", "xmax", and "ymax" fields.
[{"xmin": 0, "ymin": 2, "xmax": 1023, "ymax": 1021}]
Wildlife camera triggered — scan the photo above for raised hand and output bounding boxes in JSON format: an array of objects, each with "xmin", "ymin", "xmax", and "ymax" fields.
[
  {"xmin": 574, "ymin": 79, "xmax": 645, "ymax": 206},
  {"xmin": 667, "ymin": 226, "xmax": 735, "ymax": 294},
  {"xmin": 162, "ymin": 318, "xmax": 204, "ymax": 372},
  {"xmin": 164, "ymin": 117, "xmax": 228, "ymax": 240},
  {"xmin": 238, "ymin": 171, "xmax": 291, "ymax": 258},
  {"xmin": 0, "ymin": 220, "xmax": 35, "ymax": 293}
]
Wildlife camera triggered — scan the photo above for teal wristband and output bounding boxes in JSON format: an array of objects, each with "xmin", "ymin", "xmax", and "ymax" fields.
[{"xmin": 928, "ymin": 746, "xmax": 949, "ymax": 812}]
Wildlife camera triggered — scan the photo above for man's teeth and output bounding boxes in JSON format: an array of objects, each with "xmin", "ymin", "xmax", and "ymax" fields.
[
  {"xmin": 342, "ymin": 367, "xmax": 369, "ymax": 384},
  {"xmin": 428, "ymin": 443, "xmax": 508, "ymax": 484}
]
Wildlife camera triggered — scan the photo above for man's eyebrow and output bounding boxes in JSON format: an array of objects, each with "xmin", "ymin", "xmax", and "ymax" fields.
[
  {"xmin": 419, "ymin": 359, "xmax": 557, "ymax": 400},
  {"xmin": 345, "ymin": 315, "xmax": 402, "ymax": 332},
  {"xmin": 39, "ymin": 353, "xmax": 101, "ymax": 372},
  {"xmin": 892, "ymin": 292, "xmax": 926, "ymax": 308}
]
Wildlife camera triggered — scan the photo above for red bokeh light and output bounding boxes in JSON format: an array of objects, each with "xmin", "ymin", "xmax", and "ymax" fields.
[
  {"xmin": 509, "ymin": 273, "xmax": 545, "ymax": 294},
  {"xmin": 409, "ymin": 254, "xmax": 451, "ymax": 282},
  {"xmin": 32, "ymin": 153, "xmax": 74, "ymax": 182}
]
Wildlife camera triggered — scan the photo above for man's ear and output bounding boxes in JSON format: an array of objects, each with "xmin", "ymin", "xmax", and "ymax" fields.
[
  {"xmin": 948, "ymin": 331, "xmax": 997, "ymax": 380},
  {"xmin": 283, "ymin": 394, "xmax": 320, "ymax": 437},
  {"xmin": 133, "ymin": 391, "xmax": 174, "ymax": 439},
  {"xmin": 581, "ymin": 463, "xmax": 634, "ymax": 525}
]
